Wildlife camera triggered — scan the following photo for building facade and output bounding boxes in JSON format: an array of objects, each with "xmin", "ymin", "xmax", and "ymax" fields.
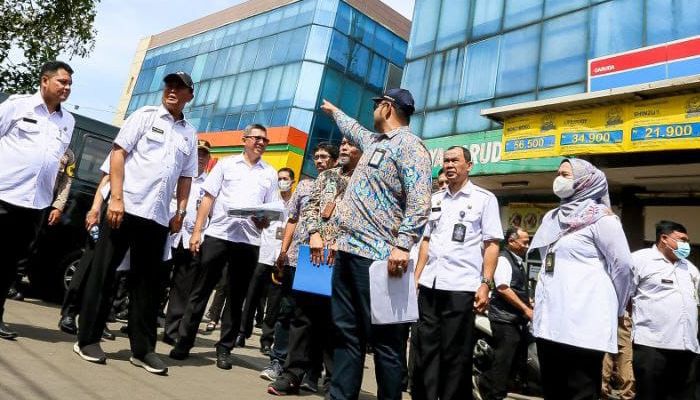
[
  {"xmin": 115, "ymin": 0, "xmax": 408, "ymax": 176},
  {"xmin": 403, "ymin": 0, "xmax": 700, "ymax": 256}
]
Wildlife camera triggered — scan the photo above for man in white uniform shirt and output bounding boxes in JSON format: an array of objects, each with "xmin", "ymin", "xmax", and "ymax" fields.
[
  {"xmin": 631, "ymin": 220, "xmax": 700, "ymax": 400},
  {"xmin": 413, "ymin": 146, "xmax": 503, "ymax": 400},
  {"xmin": 0, "ymin": 61, "xmax": 75, "ymax": 339},
  {"xmin": 163, "ymin": 140, "xmax": 212, "ymax": 345},
  {"xmin": 170, "ymin": 123, "xmax": 281, "ymax": 371},
  {"xmin": 75, "ymin": 72, "xmax": 197, "ymax": 375}
]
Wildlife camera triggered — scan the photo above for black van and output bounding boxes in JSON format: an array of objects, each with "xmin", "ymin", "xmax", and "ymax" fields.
[{"xmin": 0, "ymin": 93, "xmax": 119, "ymax": 301}]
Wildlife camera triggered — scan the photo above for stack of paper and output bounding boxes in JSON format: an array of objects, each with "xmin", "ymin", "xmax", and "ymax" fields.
[{"xmin": 369, "ymin": 260, "xmax": 418, "ymax": 325}]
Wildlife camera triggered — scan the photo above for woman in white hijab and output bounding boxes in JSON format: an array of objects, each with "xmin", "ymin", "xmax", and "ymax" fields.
[{"xmin": 530, "ymin": 158, "xmax": 633, "ymax": 400}]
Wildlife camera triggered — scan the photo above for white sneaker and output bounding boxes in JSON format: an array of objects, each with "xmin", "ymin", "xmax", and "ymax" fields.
[
  {"xmin": 260, "ymin": 359, "xmax": 283, "ymax": 381},
  {"xmin": 130, "ymin": 352, "xmax": 168, "ymax": 375},
  {"xmin": 73, "ymin": 342, "xmax": 106, "ymax": 364}
]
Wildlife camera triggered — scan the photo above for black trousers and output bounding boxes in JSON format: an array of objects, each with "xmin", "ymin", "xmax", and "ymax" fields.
[
  {"xmin": 633, "ymin": 343, "xmax": 697, "ymax": 400},
  {"xmin": 77, "ymin": 213, "xmax": 168, "ymax": 357},
  {"xmin": 0, "ymin": 200, "xmax": 44, "ymax": 320},
  {"xmin": 239, "ymin": 262, "xmax": 272, "ymax": 337},
  {"xmin": 164, "ymin": 243, "xmax": 198, "ymax": 341},
  {"xmin": 330, "ymin": 251, "xmax": 405, "ymax": 400},
  {"xmin": 206, "ymin": 266, "xmax": 228, "ymax": 323},
  {"xmin": 411, "ymin": 286, "xmax": 476, "ymax": 400},
  {"xmin": 261, "ymin": 264, "xmax": 294, "ymax": 348},
  {"xmin": 480, "ymin": 320, "xmax": 529, "ymax": 400},
  {"xmin": 176, "ymin": 236, "xmax": 258, "ymax": 351},
  {"xmin": 284, "ymin": 290, "xmax": 334, "ymax": 382},
  {"xmin": 61, "ymin": 238, "xmax": 96, "ymax": 318},
  {"xmin": 537, "ymin": 338, "xmax": 605, "ymax": 400}
]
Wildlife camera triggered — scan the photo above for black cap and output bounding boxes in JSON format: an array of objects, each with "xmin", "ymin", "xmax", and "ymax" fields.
[
  {"xmin": 372, "ymin": 88, "xmax": 415, "ymax": 116},
  {"xmin": 197, "ymin": 139, "xmax": 211, "ymax": 153},
  {"xmin": 163, "ymin": 71, "xmax": 194, "ymax": 90}
]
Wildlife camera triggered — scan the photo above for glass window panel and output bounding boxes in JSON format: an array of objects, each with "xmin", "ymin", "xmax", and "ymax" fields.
[
  {"xmin": 439, "ymin": 47, "xmax": 464, "ymax": 107},
  {"xmin": 194, "ymin": 81, "xmax": 209, "ymax": 107},
  {"xmin": 358, "ymin": 90, "xmax": 376, "ymax": 128},
  {"xmin": 368, "ymin": 54, "xmax": 388, "ymax": 92},
  {"xmin": 223, "ymin": 114, "xmax": 240, "ymax": 130},
  {"xmin": 134, "ymin": 68, "xmax": 155, "ymax": 94},
  {"xmin": 544, "ymin": 0, "xmax": 588, "ymax": 17},
  {"xmin": 271, "ymin": 108, "xmax": 290, "ymax": 126},
  {"xmin": 149, "ymin": 65, "xmax": 166, "ymax": 92},
  {"xmin": 261, "ymin": 66, "xmax": 284, "ymax": 109},
  {"xmin": 279, "ymin": 63, "xmax": 302, "ymax": 107},
  {"xmin": 390, "ymin": 38, "xmax": 407, "ymax": 68},
  {"xmin": 208, "ymin": 115, "xmax": 226, "ymax": 132},
  {"xmin": 407, "ymin": 0, "xmax": 440, "ymax": 58},
  {"xmin": 206, "ymin": 79, "xmax": 223, "ymax": 105},
  {"xmin": 264, "ymin": 8, "xmax": 283, "ymax": 36},
  {"xmin": 320, "ymin": 68, "xmax": 344, "ymax": 104},
  {"xmin": 280, "ymin": 2, "xmax": 300, "ymax": 31},
  {"xmin": 362, "ymin": 20, "xmax": 376, "ymax": 49},
  {"xmin": 338, "ymin": 79, "xmax": 363, "ymax": 118},
  {"xmin": 229, "ymin": 72, "xmax": 251, "ymax": 112},
  {"xmin": 250, "ymin": 14, "xmax": 267, "ymax": 40},
  {"xmin": 539, "ymin": 10, "xmax": 587, "ymax": 89},
  {"xmin": 348, "ymin": 43, "xmax": 370, "ymax": 81},
  {"xmin": 236, "ymin": 19, "xmax": 252, "ymax": 44},
  {"xmin": 213, "ymin": 48, "xmax": 230, "ymax": 78},
  {"xmin": 456, "ymin": 101, "xmax": 492, "ymax": 134},
  {"xmin": 244, "ymin": 69, "xmax": 267, "ymax": 111},
  {"xmin": 435, "ymin": 0, "xmax": 470, "ymax": 51},
  {"xmin": 349, "ymin": 12, "xmax": 366, "ymax": 41},
  {"xmin": 180, "ymin": 57, "xmax": 196, "ymax": 76},
  {"xmin": 295, "ymin": 0, "xmax": 316, "ymax": 27},
  {"xmin": 288, "ymin": 108, "xmax": 314, "ymax": 132},
  {"xmin": 226, "ymin": 45, "xmax": 243, "ymax": 75},
  {"xmin": 294, "ymin": 62, "xmax": 324, "ymax": 109},
  {"xmin": 272, "ymin": 30, "xmax": 293, "ymax": 64},
  {"xmin": 286, "ymin": 26, "xmax": 309, "ymax": 62},
  {"xmin": 496, "ymin": 25, "xmax": 540, "ymax": 96},
  {"xmin": 472, "ymin": 0, "xmax": 504, "ymax": 39},
  {"xmin": 240, "ymin": 40, "xmax": 260, "ymax": 72},
  {"xmin": 374, "ymin": 28, "xmax": 393, "ymax": 60},
  {"xmin": 646, "ymin": 0, "xmax": 700, "ymax": 45},
  {"xmin": 306, "ymin": 25, "xmax": 333, "ymax": 63},
  {"xmin": 460, "ymin": 37, "xmax": 500, "ymax": 103},
  {"xmin": 314, "ymin": 0, "xmax": 338, "ymax": 27},
  {"xmin": 238, "ymin": 112, "xmax": 255, "ymax": 130},
  {"xmin": 201, "ymin": 50, "xmax": 219, "ymax": 80},
  {"xmin": 503, "ymin": 0, "xmax": 543, "ymax": 30},
  {"xmin": 217, "ymin": 76, "xmax": 236, "ymax": 110},
  {"xmin": 401, "ymin": 58, "xmax": 428, "ymax": 111},
  {"xmin": 425, "ymin": 53, "xmax": 443, "ymax": 109},
  {"xmin": 494, "ymin": 92, "xmax": 535, "ymax": 107},
  {"xmin": 537, "ymin": 83, "xmax": 585, "ymax": 99},
  {"xmin": 254, "ymin": 109, "xmax": 272, "ymax": 126},
  {"xmin": 328, "ymin": 31, "xmax": 350, "ymax": 70},
  {"xmin": 423, "ymin": 109, "xmax": 455, "ymax": 139},
  {"xmin": 409, "ymin": 112, "xmax": 424, "ymax": 136},
  {"xmin": 255, "ymin": 36, "xmax": 275, "ymax": 69},
  {"xmin": 334, "ymin": 2, "xmax": 351, "ymax": 35},
  {"xmin": 589, "ymin": 0, "xmax": 642, "ymax": 58}
]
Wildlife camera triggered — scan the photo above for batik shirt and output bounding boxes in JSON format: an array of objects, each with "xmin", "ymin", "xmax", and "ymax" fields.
[
  {"xmin": 304, "ymin": 166, "xmax": 351, "ymax": 246},
  {"xmin": 285, "ymin": 178, "xmax": 315, "ymax": 267},
  {"xmin": 331, "ymin": 110, "xmax": 432, "ymax": 260}
]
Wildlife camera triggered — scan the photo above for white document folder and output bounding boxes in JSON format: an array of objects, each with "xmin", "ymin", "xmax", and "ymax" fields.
[{"xmin": 369, "ymin": 260, "xmax": 419, "ymax": 325}]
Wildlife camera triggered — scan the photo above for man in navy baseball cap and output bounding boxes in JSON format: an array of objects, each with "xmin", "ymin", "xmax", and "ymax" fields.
[
  {"xmin": 372, "ymin": 88, "xmax": 415, "ymax": 117},
  {"xmin": 163, "ymin": 71, "xmax": 194, "ymax": 91}
]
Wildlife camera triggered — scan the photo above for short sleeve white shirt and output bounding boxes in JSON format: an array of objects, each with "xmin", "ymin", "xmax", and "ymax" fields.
[
  {"xmin": 258, "ymin": 197, "xmax": 290, "ymax": 266},
  {"xmin": 419, "ymin": 181, "xmax": 503, "ymax": 291},
  {"xmin": 201, "ymin": 154, "xmax": 281, "ymax": 246},
  {"xmin": 494, "ymin": 253, "xmax": 522, "ymax": 288},
  {"xmin": 0, "ymin": 93, "xmax": 75, "ymax": 209},
  {"xmin": 101, "ymin": 105, "xmax": 197, "ymax": 227},
  {"xmin": 631, "ymin": 246, "xmax": 700, "ymax": 353},
  {"xmin": 170, "ymin": 172, "xmax": 208, "ymax": 249}
]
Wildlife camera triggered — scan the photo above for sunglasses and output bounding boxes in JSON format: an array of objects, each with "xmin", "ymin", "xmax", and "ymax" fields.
[{"xmin": 244, "ymin": 135, "xmax": 270, "ymax": 144}]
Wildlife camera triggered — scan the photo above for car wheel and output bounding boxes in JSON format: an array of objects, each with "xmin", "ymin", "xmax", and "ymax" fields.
[{"xmin": 63, "ymin": 258, "xmax": 80, "ymax": 291}]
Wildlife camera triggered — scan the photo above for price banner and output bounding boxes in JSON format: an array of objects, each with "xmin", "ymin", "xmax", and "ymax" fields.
[
  {"xmin": 628, "ymin": 94, "xmax": 700, "ymax": 152},
  {"xmin": 558, "ymin": 106, "xmax": 626, "ymax": 154},
  {"xmin": 501, "ymin": 113, "xmax": 559, "ymax": 160}
]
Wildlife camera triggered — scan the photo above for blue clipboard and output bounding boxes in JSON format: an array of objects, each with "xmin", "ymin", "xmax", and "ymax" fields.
[{"xmin": 292, "ymin": 245, "xmax": 333, "ymax": 297}]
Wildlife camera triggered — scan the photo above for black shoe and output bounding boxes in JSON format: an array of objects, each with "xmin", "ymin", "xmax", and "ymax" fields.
[
  {"xmin": 260, "ymin": 344, "xmax": 272, "ymax": 356},
  {"xmin": 130, "ymin": 352, "xmax": 168, "ymax": 375},
  {"xmin": 58, "ymin": 315, "xmax": 78, "ymax": 335},
  {"xmin": 254, "ymin": 321, "xmax": 263, "ymax": 329},
  {"xmin": 120, "ymin": 325, "xmax": 129, "ymax": 334},
  {"xmin": 0, "ymin": 321, "xmax": 18, "ymax": 340},
  {"xmin": 169, "ymin": 345, "xmax": 190, "ymax": 360},
  {"xmin": 106, "ymin": 312, "xmax": 117, "ymax": 323},
  {"xmin": 74, "ymin": 342, "xmax": 106, "ymax": 364},
  {"xmin": 216, "ymin": 347, "xmax": 233, "ymax": 370},
  {"xmin": 102, "ymin": 327, "xmax": 116, "ymax": 341},
  {"xmin": 115, "ymin": 310, "xmax": 128, "ymax": 322},
  {"xmin": 300, "ymin": 374, "xmax": 319, "ymax": 393},
  {"xmin": 267, "ymin": 374, "xmax": 300, "ymax": 396},
  {"xmin": 235, "ymin": 334, "xmax": 245, "ymax": 348},
  {"xmin": 162, "ymin": 335, "xmax": 176, "ymax": 346},
  {"xmin": 7, "ymin": 288, "xmax": 24, "ymax": 301}
]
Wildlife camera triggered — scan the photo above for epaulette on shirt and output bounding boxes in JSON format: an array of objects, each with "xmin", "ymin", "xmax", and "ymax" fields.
[
  {"xmin": 139, "ymin": 105, "xmax": 160, "ymax": 113},
  {"xmin": 5, "ymin": 94, "xmax": 33, "ymax": 103}
]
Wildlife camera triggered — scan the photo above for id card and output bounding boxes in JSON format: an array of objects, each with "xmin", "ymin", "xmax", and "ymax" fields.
[
  {"xmin": 451, "ymin": 223, "xmax": 466, "ymax": 242},
  {"xmin": 368, "ymin": 149, "xmax": 386, "ymax": 168},
  {"xmin": 275, "ymin": 227, "xmax": 284, "ymax": 240},
  {"xmin": 544, "ymin": 252, "xmax": 555, "ymax": 273}
]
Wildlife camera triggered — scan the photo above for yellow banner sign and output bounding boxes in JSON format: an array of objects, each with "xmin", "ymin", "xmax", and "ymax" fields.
[
  {"xmin": 501, "ymin": 93, "xmax": 700, "ymax": 160},
  {"xmin": 505, "ymin": 203, "xmax": 557, "ymax": 234}
]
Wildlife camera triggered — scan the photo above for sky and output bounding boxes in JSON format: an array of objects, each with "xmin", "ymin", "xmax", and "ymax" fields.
[{"xmin": 58, "ymin": 0, "xmax": 415, "ymax": 124}]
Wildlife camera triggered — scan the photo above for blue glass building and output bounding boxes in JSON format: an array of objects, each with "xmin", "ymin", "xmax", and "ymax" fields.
[
  {"xmin": 116, "ymin": 0, "xmax": 408, "ymax": 175},
  {"xmin": 402, "ymin": 0, "xmax": 700, "ymax": 140}
]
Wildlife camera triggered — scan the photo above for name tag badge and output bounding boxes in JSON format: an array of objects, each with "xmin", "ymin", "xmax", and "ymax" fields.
[
  {"xmin": 22, "ymin": 117, "xmax": 37, "ymax": 124},
  {"xmin": 451, "ymin": 223, "xmax": 466, "ymax": 243},
  {"xmin": 661, "ymin": 279, "xmax": 674, "ymax": 284},
  {"xmin": 275, "ymin": 227, "xmax": 284, "ymax": 241},
  {"xmin": 431, "ymin": 207, "xmax": 442, "ymax": 212},
  {"xmin": 544, "ymin": 252, "xmax": 555, "ymax": 273},
  {"xmin": 368, "ymin": 149, "xmax": 386, "ymax": 168},
  {"xmin": 151, "ymin": 126, "xmax": 164, "ymax": 134}
]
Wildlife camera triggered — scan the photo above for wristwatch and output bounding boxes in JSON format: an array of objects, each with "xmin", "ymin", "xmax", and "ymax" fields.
[
  {"xmin": 176, "ymin": 209, "xmax": 187, "ymax": 218},
  {"xmin": 481, "ymin": 277, "xmax": 495, "ymax": 290}
]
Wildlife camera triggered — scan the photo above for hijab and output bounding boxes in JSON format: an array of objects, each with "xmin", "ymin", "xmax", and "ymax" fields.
[{"xmin": 529, "ymin": 158, "xmax": 612, "ymax": 252}]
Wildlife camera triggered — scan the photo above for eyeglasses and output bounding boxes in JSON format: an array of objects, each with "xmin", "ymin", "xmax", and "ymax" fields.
[
  {"xmin": 244, "ymin": 135, "xmax": 270, "ymax": 144},
  {"xmin": 313, "ymin": 154, "xmax": 331, "ymax": 160}
]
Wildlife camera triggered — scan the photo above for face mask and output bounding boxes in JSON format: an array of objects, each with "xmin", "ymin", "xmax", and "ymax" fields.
[
  {"xmin": 553, "ymin": 176, "xmax": 575, "ymax": 199},
  {"xmin": 278, "ymin": 180, "xmax": 292, "ymax": 192},
  {"xmin": 667, "ymin": 237, "xmax": 691, "ymax": 260}
]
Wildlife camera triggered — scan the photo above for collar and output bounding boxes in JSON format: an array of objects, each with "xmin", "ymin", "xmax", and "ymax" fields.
[
  {"xmin": 446, "ymin": 179, "xmax": 473, "ymax": 198},
  {"xmin": 651, "ymin": 244, "xmax": 684, "ymax": 266},
  {"xmin": 378, "ymin": 125, "xmax": 411, "ymax": 140},
  {"xmin": 32, "ymin": 92, "xmax": 63, "ymax": 117},
  {"xmin": 158, "ymin": 104, "xmax": 189, "ymax": 126},
  {"xmin": 233, "ymin": 154, "xmax": 263, "ymax": 169},
  {"xmin": 508, "ymin": 250, "xmax": 524, "ymax": 264},
  {"xmin": 196, "ymin": 172, "xmax": 208, "ymax": 181}
]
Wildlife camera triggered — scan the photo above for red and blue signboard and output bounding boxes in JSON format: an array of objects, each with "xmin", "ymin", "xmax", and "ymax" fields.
[{"xmin": 588, "ymin": 35, "xmax": 700, "ymax": 92}]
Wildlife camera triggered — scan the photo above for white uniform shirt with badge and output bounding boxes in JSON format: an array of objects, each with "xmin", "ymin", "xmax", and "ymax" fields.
[
  {"xmin": 169, "ymin": 172, "xmax": 208, "ymax": 250},
  {"xmin": 631, "ymin": 245, "xmax": 700, "ymax": 353},
  {"xmin": 100, "ymin": 105, "xmax": 197, "ymax": 227},
  {"xmin": 419, "ymin": 180, "xmax": 503, "ymax": 292},
  {"xmin": 0, "ymin": 93, "xmax": 75, "ymax": 209},
  {"xmin": 200, "ymin": 154, "xmax": 281, "ymax": 246},
  {"xmin": 258, "ymin": 197, "xmax": 290, "ymax": 266}
]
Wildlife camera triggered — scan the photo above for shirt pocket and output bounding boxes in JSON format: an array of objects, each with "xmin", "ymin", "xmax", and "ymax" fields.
[
  {"xmin": 15, "ymin": 119, "xmax": 41, "ymax": 136},
  {"xmin": 462, "ymin": 211, "xmax": 482, "ymax": 234}
]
